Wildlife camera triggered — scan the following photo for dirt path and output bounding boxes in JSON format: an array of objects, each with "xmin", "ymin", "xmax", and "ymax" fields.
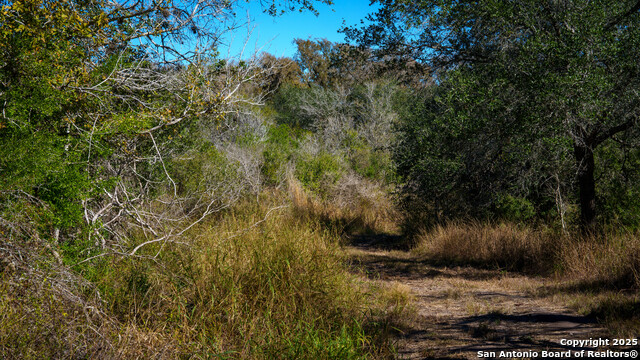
[{"xmin": 347, "ymin": 236, "xmax": 614, "ymax": 359}]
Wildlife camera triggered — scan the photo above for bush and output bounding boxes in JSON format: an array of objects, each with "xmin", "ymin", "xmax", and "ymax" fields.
[
  {"xmin": 169, "ymin": 143, "xmax": 242, "ymax": 198},
  {"xmin": 0, "ymin": 131, "xmax": 93, "ymax": 234},
  {"xmin": 350, "ymin": 147, "xmax": 395, "ymax": 183},
  {"xmin": 270, "ymin": 84, "xmax": 317, "ymax": 129},
  {"xmin": 262, "ymin": 124, "xmax": 301, "ymax": 185},
  {"xmin": 596, "ymin": 145, "xmax": 640, "ymax": 230},
  {"xmin": 295, "ymin": 152, "xmax": 343, "ymax": 196},
  {"xmin": 495, "ymin": 194, "xmax": 536, "ymax": 223}
]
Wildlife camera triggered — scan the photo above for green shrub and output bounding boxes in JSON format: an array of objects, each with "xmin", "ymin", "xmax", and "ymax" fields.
[
  {"xmin": 495, "ymin": 194, "xmax": 536, "ymax": 223},
  {"xmin": 295, "ymin": 152, "xmax": 343, "ymax": 196},
  {"xmin": 269, "ymin": 84, "xmax": 316, "ymax": 129},
  {"xmin": 168, "ymin": 143, "xmax": 237, "ymax": 196},
  {"xmin": 262, "ymin": 124, "xmax": 300, "ymax": 185},
  {"xmin": 350, "ymin": 147, "xmax": 395, "ymax": 183},
  {"xmin": 596, "ymin": 145, "xmax": 640, "ymax": 230}
]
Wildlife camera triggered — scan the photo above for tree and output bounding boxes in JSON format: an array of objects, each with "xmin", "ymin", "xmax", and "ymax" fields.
[
  {"xmin": 346, "ymin": 0, "xmax": 640, "ymax": 229},
  {"xmin": 257, "ymin": 53, "xmax": 303, "ymax": 94},
  {"xmin": 294, "ymin": 38, "xmax": 340, "ymax": 87},
  {"xmin": 0, "ymin": 0, "xmax": 332, "ymax": 254},
  {"xmin": 294, "ymin": 37, "xmax": 429, "ymax": 88}
]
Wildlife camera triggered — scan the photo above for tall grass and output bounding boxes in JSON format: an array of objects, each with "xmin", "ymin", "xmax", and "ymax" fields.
[
  {"xmin": 410, "ymin": 221, "xmax": 640, "ymax": 335},
  {"xmin": 411, "ymin": 221, "xmax": 640, "ymax": 289},
  {"xmin": 411, "ymin": 222, "xmax": 559, "ymax": 274},
  {"xmin": 182, "ymin": 198, "xmax": 370, "ymax": 358},
  {"xmin": 559, "ymin": 231, "xmax": 640, "ymax": 289},
  {"xmin": 1, "ymin": 190, "xmax": 400, "ymax": 359}
]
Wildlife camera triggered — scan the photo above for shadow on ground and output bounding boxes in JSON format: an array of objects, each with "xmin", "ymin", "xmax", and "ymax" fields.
[
  {"xmin": 345, "ymin": 236, "xmax": 625, "ymax": 359},
  {"xmin": 399, "ymin": 309, "xmax": 628, "ymax": 360},
  {"xmin": 348, "ymin": 233, "xmax": 411, "ymax": 251},
  {"xmin": 348, "ymin": 242, "xmax": 507, "ymax": 282}
]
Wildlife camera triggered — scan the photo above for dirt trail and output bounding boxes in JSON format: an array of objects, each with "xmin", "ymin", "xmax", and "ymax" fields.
[{"xmin": 347, "ymin": 235, "xmax": 613, "ymax": 360}]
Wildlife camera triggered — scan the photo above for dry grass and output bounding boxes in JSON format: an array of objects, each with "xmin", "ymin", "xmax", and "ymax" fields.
[
  {"xmin": 411, "ymin": 222, "xmax": 559, "ymax": 273},
  {"xmin": 559, "ymin": 231, "xmax": 640, "ymax": 289},
  {"xmin": 374, "ymin": 281, "xmax": 416, "ymax": 325},
  {"xmin": 289, "ymin": 176, "xmax": 401, "ymax": 237},
  {"xmin": 1, "ymin": 188, "xmax": 405, "ymax": 359},
  {"xmin": 184, "ymin": 198, "xmax": 370, "ymax": 358},
  {"xmin": 412, "ymin": 221, "xmax": 640, "ymax": 289},
  {"xmin": 99, "ymin": 195, "xmax": 398, "ymax": 359},
  {"xmin": 554, "ymin": 232, "xmax": 640, "ymax": 336}
]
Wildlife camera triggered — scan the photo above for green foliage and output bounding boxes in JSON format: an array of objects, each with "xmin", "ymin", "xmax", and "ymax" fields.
[
  {"xmin": 262, "ymin": 124, "xmax": 301, "ymax": 185},
  {"xmin": 0, "ymin": 129, "xmax": 93, "ymax": 231},
  {"xmin": 169, "ymin": 143, "xmax": 235, "ymax": 196},
  {"xmin": 296, "ymin": 152, "xmax": 343, "ymax": 196},
  {"xmin": 338, "ymin": 129, "xmax": 389, "ymax": 181},
  {"xmin": 392, "ymin": 87, "xmax": 466, "ymax": 219},
  {"xmin": 596, "ymin": 145, "xmax": 640, "ymax": 229},
  {"xmin": 269, "ymin": 79, "xmax": 400, "ymax": 190},
  {"xmin": 359, "ymin": 0, "xmax": 640, "ymax": 228},
  {"xmin": 38, "ymin": 167, "xmax": 91, "ymax": 229},
  {"xmin": 294, "ymin": 38, "xmax": 339, "ymax": 87},
  {"xmin": 495, "ymin": 195, "xmax": 536, "ymax": 224},
  {"xmin": 104, "ymin": 112, "xmax": 154, "ymax": 135},
  {"xmin": 0, "ymin": 0, "xmax": 401, "ymax": 358},
  {"xmin": 270, "ymin": 84, "xmax": 317, "ymax": 129},
  {"xmin": 349, "ymin": 146, "xmax": 394, "ymax": 183},
  {"xmin": 0, "ymin": 0, "xmax": 127, "ymax": 239}
]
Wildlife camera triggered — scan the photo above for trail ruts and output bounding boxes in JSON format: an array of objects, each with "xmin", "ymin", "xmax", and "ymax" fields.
[{"xmin": 347, "ymin": 234, "xmax": 619, "ymax": 360}]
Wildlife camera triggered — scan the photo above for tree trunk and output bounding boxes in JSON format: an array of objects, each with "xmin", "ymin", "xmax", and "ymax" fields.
[{"xmin": 574, "ymin": 144, "xmax": 596, "ymax": 231}]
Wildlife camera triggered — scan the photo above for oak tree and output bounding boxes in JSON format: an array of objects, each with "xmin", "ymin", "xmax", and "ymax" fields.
[{"xmin": 347, "ymin": 0, "xmax": 640, "ymax": 228}]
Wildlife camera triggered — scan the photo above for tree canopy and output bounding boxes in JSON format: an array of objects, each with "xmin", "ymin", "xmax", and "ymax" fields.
[
  {"xmin": 346, "ymin": 0, "xmax": 640, "ymax": 229},
  {"xmin": 0, "ymin": 0, "xmax": 333, "ymax": 248}
]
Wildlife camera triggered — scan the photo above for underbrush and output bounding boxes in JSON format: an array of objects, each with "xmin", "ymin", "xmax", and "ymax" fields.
[
  {"xmin": 0, "ymin": 237, "xmax": 168, "ymax": 359},
  {"xmin": 558, "ymin": 231, "xmax": 640, "ymax": 336},
  {"xmin": 559, "ymin": 231, "xmax": 640, "ymax": 289},
  {"xmin": 289, "ymin": 177, "xmax": 401, "ymax": 238},
  {"xmin": 1, "ymin": 190, "xmax": 403, "ymax": 359},
  {"xmin": 411, "ymin": 222, "xmax": 560, "ymax": 274}
]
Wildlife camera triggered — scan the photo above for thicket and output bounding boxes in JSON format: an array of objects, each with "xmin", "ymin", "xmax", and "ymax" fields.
[
  {"xmin": 0, "ymin": 0, "xmax": 412, "ymax": 358},
  {"xmin": 345, "ymin": 0, "xmax": 640, "ymax": 232}
]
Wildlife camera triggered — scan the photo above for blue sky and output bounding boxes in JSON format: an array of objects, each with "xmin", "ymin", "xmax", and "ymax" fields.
[{"xmin": 220, "ymin": 0, "xmax": 378, "ymax": 59}]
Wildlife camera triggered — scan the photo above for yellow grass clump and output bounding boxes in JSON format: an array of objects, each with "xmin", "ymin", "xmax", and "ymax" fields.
[
  {"xmin": 411, "ymin": 221, "xmax": 559, "ymax": 273},
  {"xmin": 411, "ymin": 221, "xmax": 640, "ymax": 289}
]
